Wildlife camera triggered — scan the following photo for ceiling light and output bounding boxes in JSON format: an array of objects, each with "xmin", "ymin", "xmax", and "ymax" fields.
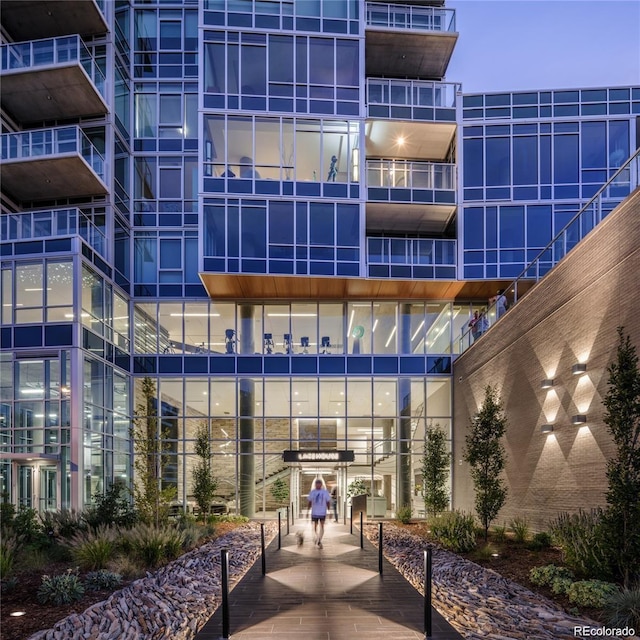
[
  {"xmin": 267, "ymin": 313, "xmax": 317, "ymax": 317},
  {"xmin": 572, "ymin": 363, "xmax": 587, "ymax": 375},
  {"xmin": 397, "ymin": 136, "xmax": 405, "ymax": 146},
  {"xmin": 385, "ymin": 325, "xmax": 397, "ymax": 348}
]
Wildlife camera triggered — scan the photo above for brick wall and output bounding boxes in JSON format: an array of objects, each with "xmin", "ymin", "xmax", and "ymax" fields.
[{"xmin": 452, "ymin": 188, "xmax": 640, "ymax": 531}]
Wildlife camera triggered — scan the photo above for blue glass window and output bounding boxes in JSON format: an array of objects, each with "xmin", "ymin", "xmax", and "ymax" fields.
[
  {"xmin": 609, "ymin": 120, "xmax": 629, "ymax": 167},
  {"xmin": 160, "ymin": 239, "xmax": 181, "ymax": 269},
  {"xmin": 527, "ymin": 205, "xmax": 552, "ymax": 247},
  {"xmin": 269, "ymin": 35, "xmax": 293, "ymax": 83},
  {"xmin": 463, "ymin": 95, "xmax": 483, "ymax": 107},
  {"xmin": 310, "ymin": 203, "xmax": 334, "ymax": 245},
  {"xmin": 553, "ymin": 135, "xmax": 578, "ymax": 184},
  {"xmin": 336, "ymin": 204, "xmax": 359, "ymax": 246},
  {"xmin": 513, "ymin": 136, "xmax": 537, "ymax": 185},
  {"xmin": 463, "ymin": 208, "xmax": 484, "ymax": 250},
  {"xmin": 499, "ymin": 206, "xmax": 524, "ymax": 248},
  {"xmin": 581, "ymin": 121, "xmax": 606, "ymax": 168},
  {"xmin": 269, "ymin": 202, "xmax": 294, "ymax": 245},
  {"xmin": 463, "ymin": 139, "xmax": 483, "ymax": 187},
  {"xmin": 241, "ymin": 205, "xmax": 266, "ymax": 258},
  {"xmin": 485, "ymin": 138, "xmax": 510, "ymax": 186},
  {"xmin": 486, "ymin": 94, "xmax": 510, "ymax": 106}
]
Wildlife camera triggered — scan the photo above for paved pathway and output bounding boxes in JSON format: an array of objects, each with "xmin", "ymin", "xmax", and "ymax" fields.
[{"xmin": 195, "ymin": 519, "xmax": 463, "ymax": 640}]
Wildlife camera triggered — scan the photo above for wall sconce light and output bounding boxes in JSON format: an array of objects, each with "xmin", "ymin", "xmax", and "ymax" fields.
[
  {"xmin": 541, "ymin": 424, "xmax": 554, "ymax": 434},
  {"xmin": 541, "ymin": 379, "xmax": 555, "ymax": 389},
  {"xmin": 572, "ymin": 363, "xmax": 587, "ymax": 375},
  {"xmin": 572, "ymin": 414, "xmax": 587, "ymax": 425}
]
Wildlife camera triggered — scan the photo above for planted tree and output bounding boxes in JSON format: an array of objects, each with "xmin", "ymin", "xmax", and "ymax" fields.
[
  {"xmin": 270, "ymin": 477, "xmax": 290, "ymax": 509},
  {"xmin": 192, "ymin": 421, "xmax": 218, "ymax": 519},
  {"xmin": 602, "ymin": 327, "xmax": 640, "ymax": 588},
  {"xmin": 131, "ymin": 377, "xmax": 176, "ymax": 526},
  {"xmin": 422, "ymin": 423, "xmax": 450, "ymax": 516},
  {"xmin": 464, "ymin": 385, "xmax": 508, "ymax": 541}
]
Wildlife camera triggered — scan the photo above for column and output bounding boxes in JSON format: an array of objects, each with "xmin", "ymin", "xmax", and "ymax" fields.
[
  {"xmin": 238, "ymin": 305, "xmax": 255, "ymax": 517},
  {"xmin": 396, "ymin": 303, "xmax": 412, "ymax": 510}
]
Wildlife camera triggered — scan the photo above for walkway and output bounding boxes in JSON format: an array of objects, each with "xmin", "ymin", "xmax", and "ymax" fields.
[{"xmin": 195, "ymin": 520, "xmax": 463, "ymax": 640}]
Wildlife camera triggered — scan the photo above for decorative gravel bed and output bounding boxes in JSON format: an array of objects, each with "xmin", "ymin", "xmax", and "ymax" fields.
[
  {"xmin": 29, "ymin": 521, "xmax": 602, "ymax": 640},
  {"xmin": 364, "ymin": 523, "xmax": 600, "ymax": 640},
  {"xmin": 28, "ymin": 522, "xmax": 277, "ymax": 640}
]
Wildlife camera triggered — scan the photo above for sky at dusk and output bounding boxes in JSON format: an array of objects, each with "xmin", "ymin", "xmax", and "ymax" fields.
[{"xmin": 446, "ymin": 0, "xmax": 640, "ymax": 93}]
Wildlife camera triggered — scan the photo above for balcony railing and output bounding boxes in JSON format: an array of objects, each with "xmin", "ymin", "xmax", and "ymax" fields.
[
  {"xmin": 1, "ymin": 35, "xmax": 106, "ymax": 97},
  {"xmin": 1, "ymin": 126, "xmax": 105, "ymax": 180},
  {"xmin": 367, "ymin": 160, "xmax": 456, "ymax": 191},
  {"xmin": 367, "ymin": 237, "xmax": 456, "ymax": 279},
  {"xmin": 366, "ymin": 2, "xmax": 456, "ymax": 32},
  {"xmin": 1, "ymin": 208, "xmax": 106, "ymax": 257},
  {"xmin": 459, "ymin": 147, "xmax": 640, "ymax": 353},
  {"xmin": 367, "ymin": 78, "xmax": 459, "ymax": 121}
]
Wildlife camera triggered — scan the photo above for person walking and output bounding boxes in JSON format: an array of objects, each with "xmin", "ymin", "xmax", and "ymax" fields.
[{"xmin": 308, "ymin": 478, "xmax": 331, "ymax": 548}]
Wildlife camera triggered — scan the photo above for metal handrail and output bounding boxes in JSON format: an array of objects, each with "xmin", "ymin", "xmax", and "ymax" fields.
[
  {"xmin": 367, "ymin": 78, "xmax": 460, "ymax": 111},
  {"xmin": 366, "ymin": 160, "xmax": 456, "ymax": 190},
  {"xmin": 366, "ymin": 2, "xmax": 456, "ymax": 32},
  {"xmin": 459, "ymin": 147, "xmax": 640, "ymax": 353},
  {"xmin": 367, "ymin": 237, "xmax": 456, "ymax": 267},
  {"xmin": 1, "ymin": 35, "xmax": 106, "ymax": 96}
]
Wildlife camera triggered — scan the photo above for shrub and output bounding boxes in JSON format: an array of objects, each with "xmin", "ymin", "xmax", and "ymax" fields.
[
  {"xmin": 37, "ymin": 570, "xmax": 85, "ymax": 605},
  {"xmin": 551, "ymin": 577, "xmax": 573, "ymax": 596},
  {"xmin": 85, "ymin": 484, "xmax": 137, "ymax": 530},
  {"xmin": 492, "ymin": 522, "xmax": 507, "ymax": 543},
  {"xmin": 529, "ymin": 564, "xmax": 575, "ymax": 587},
  {"xmin": 206, "ymin": 514, "xmax": 248, "ymax": 524},
  {"xmin": 84, "ymin": 570, "xmax": 123, "ymax": 591},
  {"xmin": 40, "ymin": 509, "xmax": 87, "ymax": 540},
  {"xmin": 0, "ymin": 532, "xmax": 18, "ymax": 579},
  {"xmin": 567, "ymin": 580, "xmax": 619, "ymax": 609},
  {"xmin": 604, "ymin": 586, "xmax": 640, "ymax": 630},
  {"xmin": 475, "ymin": 543, "xmax": 498, "ymax": 560},
  {"xmin": 396, "ymin": 505, "xmax": 412, "ymax": 524},
  {"xmin": 12, "ymin": 506, "xmax": 44, "ymax": 544},
  {"xmin": 549, "ymin": 510, "xmax": 613, "ymax": 579},
  {"xmin": 69, "ymin": 525, "xmax": 116, "ymax": 570},
  {"xmin": 0, "ymin": 501, "xmax": 15, "ymax": 527},
  {"xmin": 107, "ymin": 556, "xmax": 141, "ymax": 579},
  {"xmin": 510, "ymin": 516, "xmax": 530, "ymax": 543},
  {"xmin": 430, "ymin": 511, "xmax": 477, "ymax": 553},
  {"xmin": 527, "ymin": 531, "xmax": 552, "ymax": 551},
  {"xmin": 178, "ymin": 521, "xmax": 212, "ymax": 550},
  {"xmin": 122, "ymin": 524, "xmax": 184, "ymax": 567}
]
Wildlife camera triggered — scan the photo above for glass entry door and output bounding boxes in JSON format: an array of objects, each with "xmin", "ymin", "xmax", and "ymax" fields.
[
  {"xmin": 40, "ymin": 465, "xmax": 58, "ymax": 511},
  {"xmin": 18, "ymin": 465, "xmax": 34, "ymax": 508}
]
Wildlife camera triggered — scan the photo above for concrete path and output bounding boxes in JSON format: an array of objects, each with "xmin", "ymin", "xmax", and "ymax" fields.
[{"xmin": 195, "ymin": 519, "xmax": 463, "ymax": 640}]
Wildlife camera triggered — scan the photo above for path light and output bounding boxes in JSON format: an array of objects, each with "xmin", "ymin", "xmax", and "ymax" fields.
[{"xmin": 10, "ymin": 612, "xmax": 26, "ymax": 617}]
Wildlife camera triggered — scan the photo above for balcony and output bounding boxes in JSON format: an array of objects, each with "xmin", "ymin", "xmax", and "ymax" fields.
[
  {"xmin": 367, "ymin": 78, "xmax": 459, "ymax": 123},
  {"xmin": 1, "ymin": 0, "xmax": 107, "ymax": 41},
  {"xmin": 1, "ymin": 36, "xmax": 107, "ymax": 124},
  {"xmin": 1, "ymin": 126, "xmax": 108, "ymax": 202},
  {"xmin": 365, "ymin": 2, "xmax": 458, "ymax": 78},
  {"xmin": 367, "ymin": 237, "xmax": 456, "ymax": 280},
  {"xmin": 0, "ymin": 208, "xmax": 106, "ymax": 257}
]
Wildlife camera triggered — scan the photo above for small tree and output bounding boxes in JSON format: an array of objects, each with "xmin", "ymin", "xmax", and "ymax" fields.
[
  {"xmin": 192, "ymin": 421, "xmax": 218, "ymax": 519},
  {"xmin": 131, "ymin": 377, "xmax": 176, "ymax": 526},
  {"xmin": 422, "ymin": 423, "xmax": 450, "ymax": 516},
  {"xmin": 602, "ymin": 327, "xmax": 640, "ymax": 588},
  {"xmin": 464, "ymin": 385, "xmax": 508, "ymax": 541},
  {"xmin": 347, "ymin": 478, "xmax": 370, "ymax": 498},
  {"xmin": 270, "ymin": 477, "xmax": 290, "ymax": 509}
]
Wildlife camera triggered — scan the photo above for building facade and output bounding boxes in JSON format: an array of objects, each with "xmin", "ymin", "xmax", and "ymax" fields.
[{"xmin": 1, "ymin": 0, "xmax": 638, "ymax": 518}]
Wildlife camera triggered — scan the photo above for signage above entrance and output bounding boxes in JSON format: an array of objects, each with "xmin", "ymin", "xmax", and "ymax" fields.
[{"xmin": 283, "ymin": 450, "xmax": 355, "ymax": 463}]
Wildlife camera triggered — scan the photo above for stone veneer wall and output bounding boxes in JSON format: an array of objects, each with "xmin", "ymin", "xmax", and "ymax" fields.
[{"xmin": 452, "ymin": 187, "xmax": 640, "ymax": 531}]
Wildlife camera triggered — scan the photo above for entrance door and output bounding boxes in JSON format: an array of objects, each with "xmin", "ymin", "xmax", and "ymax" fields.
[
  {"xmin": 298, "ymin": 469, "xmax": 337, "ymax": 518},
  {"xmin": 17, "ymin": 465, "xmax": 34, "ymax": 508},
  {"xmin": 40, "ymin": 466, "xmax": 57, "ymax": 511}
]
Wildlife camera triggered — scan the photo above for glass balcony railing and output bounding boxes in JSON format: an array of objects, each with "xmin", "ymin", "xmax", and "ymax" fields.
[
  {"xmin": 0, "ymin": 208, "xmax": 107, "ymax": 257},
  {"xmin": 1, "ymin": 35, "xmax": 106, "ymax": 98},
  {"xmin": 367, "ymin": 160, "xmax": 456, "ymax": 191},
  {"xmin": 366, "ymin": 2, "xmax": 456, "ymax": 32},
  {"xmin": 459, "ymin": 147, "xmax": 640, "ymax": 353},
  {"xmin": 1, "ymin": 126, "xmax": 105, "ymax": 182},
  {"xmin": 367, "ymin": 78, "xmax": 460, "ymax": 120},
  {"xmin": 367, "ymin": 237, "xmax": 456, "ymax": 279}
]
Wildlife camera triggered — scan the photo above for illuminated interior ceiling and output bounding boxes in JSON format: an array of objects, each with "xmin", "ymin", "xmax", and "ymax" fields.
[
  {"xmin": 365, "ymin": 202, "xmax": 455, "ymax": 234},
  {"xmin": 365, "ymin": 120, "xmax": 456, "ymax": 161}
]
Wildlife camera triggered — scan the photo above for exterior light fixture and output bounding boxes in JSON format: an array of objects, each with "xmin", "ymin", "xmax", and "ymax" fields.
[
  {"xmin": 541, "ymin": 379, "xmax": 554, "ymax": 389},
  {"xmin": 572, "ymin": 363, "xmax": 587, "ymax": 375},
  {"xmin": 10, "ymin": 611, "xmax": 26, "ymax": 617},
  {"xmin": 572, "ymin": 415, "xmax": 587, "ymax": 425},
  {"xmin": 541, "ymin": 424, "xmax": 554, "ymax": 434}
]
